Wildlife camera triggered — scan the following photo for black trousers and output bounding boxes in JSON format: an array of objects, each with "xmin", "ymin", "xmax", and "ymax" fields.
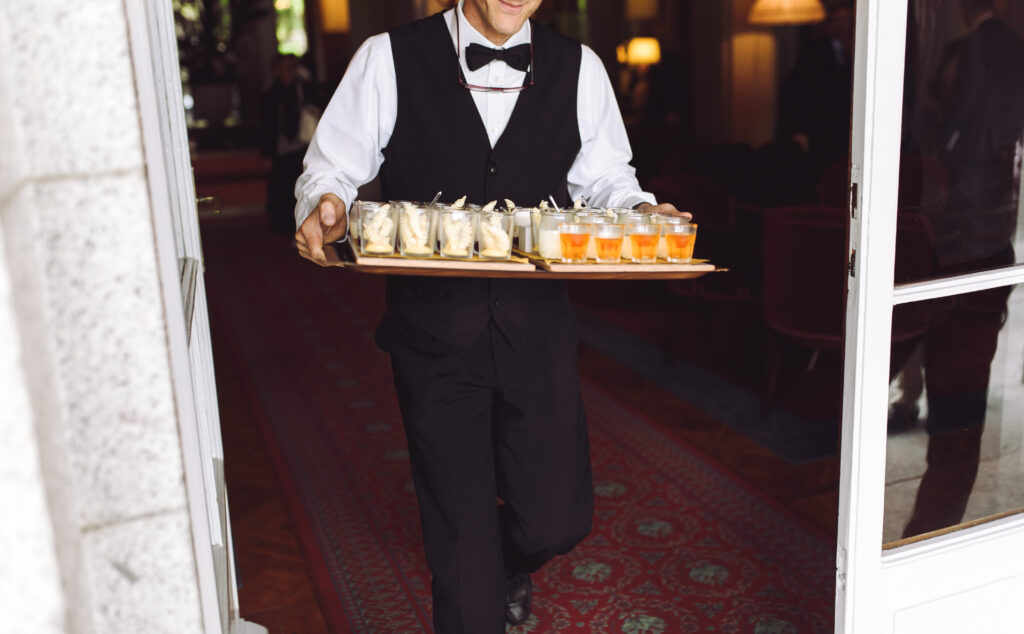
[
  {"xmin": 377, "ymin": 312, "xmax": 594, "ymax": 634},
  {"xmin": 901, "ymin": 248, "xmax": 1013, "ymax": 538}
]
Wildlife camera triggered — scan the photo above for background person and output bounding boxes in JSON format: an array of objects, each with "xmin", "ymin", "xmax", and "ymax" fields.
[{"xmin": 261, "ymin": 53, "xmax": 316, "ymax": 234}]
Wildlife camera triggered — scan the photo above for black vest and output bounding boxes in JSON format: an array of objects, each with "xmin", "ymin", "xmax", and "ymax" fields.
[{"xmin": 377, "ymin": 13, "xmax": 583, "ymax": 349}]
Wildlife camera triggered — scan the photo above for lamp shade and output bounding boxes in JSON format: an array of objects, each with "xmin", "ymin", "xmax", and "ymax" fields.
[
  {"xmin": 625, "ymin": 37, "xmax": 661, "ymax": 66},
  {"xmin": 626, "ymin": 0, "xmax": 659, "ymax": 20},
  {"xmin": 320, "ymin": 0, "xmax": 350, "ymax": 33},
  {"xmin": 748, "ymin": 0, "xmax": 826, "ymax": 25}
]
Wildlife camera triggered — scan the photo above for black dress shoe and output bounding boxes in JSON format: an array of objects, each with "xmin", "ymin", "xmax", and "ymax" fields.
[{"xmin": 505, "ymin": 572, "xmax": 532, "ymax": 626}]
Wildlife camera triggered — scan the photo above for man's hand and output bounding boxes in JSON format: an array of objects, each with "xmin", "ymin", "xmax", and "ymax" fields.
[
  {"xmin": 295, "ymin": 193, "xmax": 348, "ymax": 265},
  {"xmin": 636, "ymin": 202, "xmax": 693, "ymax": 222}
]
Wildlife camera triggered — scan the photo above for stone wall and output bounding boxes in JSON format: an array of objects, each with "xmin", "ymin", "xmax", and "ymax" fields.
[{"xmin": 0, "ymin": 1, "xmax": 205, "ymax": 631}]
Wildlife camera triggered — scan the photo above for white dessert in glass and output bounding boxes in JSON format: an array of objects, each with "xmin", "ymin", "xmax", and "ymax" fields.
[
  {"xmin": 537, "ymin": 210, "xmax": 575, "ymax": 260},
  {"xmin": 437, "ymin": 207, "xmax": 478, "ymax": 259},
  {"xmin": 359, "ymin": 202, "xmax": 398, "ymax": 255},
  {"xmin": 351, "ymin": 200, "xmax": 388, "ymax": 243},
  {"xmin": 477, "ymin": 210, "xmax": 513, "ymax": 260},
  {"xmin": 399, "ymin": 204, "xmax": 437, "ymax": 258}
]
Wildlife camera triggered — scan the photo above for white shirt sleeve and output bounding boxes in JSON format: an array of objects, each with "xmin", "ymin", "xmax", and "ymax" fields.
[
  {"xmin": 568, "ymin": 45, "xmax": 656, "ymax": 209},
  {"xmin": 293, "ymin": 33, "xmax": 398, "ymax": 228}
]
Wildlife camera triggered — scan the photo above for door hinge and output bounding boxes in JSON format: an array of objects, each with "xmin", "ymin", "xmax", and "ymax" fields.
[
  {"xmin": 848, "ymin": 249, "xmax": 856, "ymax": 278},
  {"xmin": 849, "ymin": 182, "xmax": 858, "ymax": 219}
]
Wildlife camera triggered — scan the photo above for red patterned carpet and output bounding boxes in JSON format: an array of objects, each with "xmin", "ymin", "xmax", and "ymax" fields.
[{"xmin": 206, "ymin": 218, "xmax": 834, "ymax": 633}]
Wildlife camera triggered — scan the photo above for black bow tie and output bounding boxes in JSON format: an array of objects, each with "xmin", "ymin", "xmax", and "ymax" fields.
[{"xmin": 464, "ymin": 43, "xmax": 531, "ymax": 72}]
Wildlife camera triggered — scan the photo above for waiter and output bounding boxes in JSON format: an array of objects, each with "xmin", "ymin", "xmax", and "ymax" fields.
[{"xmin": 294, "ymin": 1, "xmax": 685, "ymax": 631}]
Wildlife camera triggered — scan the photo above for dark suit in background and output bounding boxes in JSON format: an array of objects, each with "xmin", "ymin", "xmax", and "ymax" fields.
[{"xmin": 261, "ymin": 55, "xmax": 313, "ymax": 234}]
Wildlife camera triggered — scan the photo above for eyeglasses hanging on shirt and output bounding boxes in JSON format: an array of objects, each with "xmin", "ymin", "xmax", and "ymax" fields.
[{"xmin": 456, "ymin": 15, "xmax": 534, "ymax": 93}]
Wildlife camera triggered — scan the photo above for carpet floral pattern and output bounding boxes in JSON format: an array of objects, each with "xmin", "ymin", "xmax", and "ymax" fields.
[{"xmin": 207, "ymin": 227, "xmax": 834, "ymax": 633}]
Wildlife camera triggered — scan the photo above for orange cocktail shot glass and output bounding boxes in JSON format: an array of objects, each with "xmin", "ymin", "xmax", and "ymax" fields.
[
  {"xmin": 664, "ymin": 223, "xmax": 698, "ymax": 263},
  {"xmin": 627, "ymin": 223, "xmax": 659, "ymax": 264},
  {"xmin": 558, "ymin": 223, "xmax": 591, "ymax": 263},
  {"xmin": 593, "ymin": 223, "xmax": 624, "ymax": 263}
]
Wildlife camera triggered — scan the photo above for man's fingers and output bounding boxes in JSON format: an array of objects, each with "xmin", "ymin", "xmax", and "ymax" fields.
[
  {"xmin": 311, "ymin": 241, "xmax": 326, "ymax": 262},
  {"xmin": 323, "ymin": 219, "xmax": 348, "ymax": 244},
  {"xmin": 293, "ymin": 195, "xmax": 347, "ymax": 265},
  {"xmin": 296, "ymin": 241, "xmax": 324, "ymax": 264},
  {"xmin": 647, "ymin": 203, "xmax": 692, "ymax": 221},
  {"xmin": 299, "ymin": 219, "xmax": 326, "ymax": 263},
  {"xmin": 297, "ymin": 247, "xmax": 328, "ymax": 267},
  {"xmin": 321, "ymin": 199, "xmax": 337, "ymax": 228}
]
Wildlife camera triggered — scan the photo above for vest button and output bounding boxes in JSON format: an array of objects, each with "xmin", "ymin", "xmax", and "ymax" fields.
[{"xmin": 488, "ymin": 162, "xmax": 498, "ymax": 175}]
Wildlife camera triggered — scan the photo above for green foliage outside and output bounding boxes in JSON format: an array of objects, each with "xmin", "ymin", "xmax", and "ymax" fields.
[{"xmin": 276, "ymin": 0, "xmax": 308, "ymax": 56}]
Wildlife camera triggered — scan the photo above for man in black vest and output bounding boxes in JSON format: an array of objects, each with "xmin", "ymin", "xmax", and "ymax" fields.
[{"xmin": 294, "ymin": 1, "xmax": 684, "ymax": 631}]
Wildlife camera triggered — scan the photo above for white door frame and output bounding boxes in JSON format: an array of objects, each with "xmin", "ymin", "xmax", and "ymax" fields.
[
  {"xmin": 123, "ymin": 2, "xmax": 224, "ymax": 632},
  {"xmin": 838, "ymin": 0, "xmax": 1024, "ymax": 631}
]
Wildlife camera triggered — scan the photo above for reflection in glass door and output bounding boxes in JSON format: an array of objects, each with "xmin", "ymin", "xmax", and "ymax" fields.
[
  {"xmin": 885, "ymin": 285, "xmax": 1024, "ymax": 543},
  {"xmin": 882, "ymin": 0, "xmax": 1024, "ymax": 547}
]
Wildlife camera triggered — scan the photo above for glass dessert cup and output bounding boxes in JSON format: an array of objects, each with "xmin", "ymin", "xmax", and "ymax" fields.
[
  {"xmin": 627, "ymin": 222, "xmax": 659, "ymax": 264},
  {"xmin": 615, "ymin": 211, "xmax": 651, "ymax": 259},
  {"xmin": 477, "ymin": 210, "xmax": 514, "ymax": 260},
  {"xmin": 358, "ymin": 202, "xmax": 399, "ymax": 256},
  {"xmin": 584, "ymin": 216, "xmax": 616, "ymax": 260},
  {"xmin": 351, "ymin": 200, "xmax": 388, "ymax": 244},
  {"xmin": 655, "ymin": 216, "xmax": 690, "ymax": 259},
  {"xmin": 558, "ymin": 223, "xmax": 591, "ymax": 263},
  {"xmin": 537, "ymin": 210, "xmax": 575, "ymax": 260},
  {"xmin": 398, "ymin": 205, "xmax": 438, "ymax": 258},
  {"xmin": 436, "ymin": 208, "xmax": 479, "ymax": 259},
  {"xmin": 593, "ymin": 223, "xmax": 625, "ymax": 263},
  {"xmin": 663, "ymin": 222, "xmax": 698, "ymax": 263}
]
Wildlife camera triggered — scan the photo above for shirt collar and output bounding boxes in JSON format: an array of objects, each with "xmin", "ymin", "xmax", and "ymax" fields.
[{"xmin": 449, "ymin": 0, "xmax": 531, "ymax": 51}]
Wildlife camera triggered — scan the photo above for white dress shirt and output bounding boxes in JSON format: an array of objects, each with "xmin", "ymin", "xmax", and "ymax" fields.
[{"xmin": 294, "ymin": 0, "xmax": 655, "ymax": 227}]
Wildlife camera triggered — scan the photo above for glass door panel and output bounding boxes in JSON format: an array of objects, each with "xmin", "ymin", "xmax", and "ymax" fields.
[
  {"xmin": 884, "ymin": 283, "xmax": 1024, "ymax": 546},
  {"xmin": 896, "ymin": 0, "xmax": 1024, "ymax": 282},
  {"xmin": 881, "ymin": 0, "xmax": 1024, "ymax": 547}
]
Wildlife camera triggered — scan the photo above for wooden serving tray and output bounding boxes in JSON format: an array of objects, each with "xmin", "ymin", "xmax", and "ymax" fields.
[
  {"xmin": 523, "ymin": 251, "xmax": 715, "ymax": 275},
  {"xmin": 322, "ymin": 241, "xmax": 719, "ymax": 280}
]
